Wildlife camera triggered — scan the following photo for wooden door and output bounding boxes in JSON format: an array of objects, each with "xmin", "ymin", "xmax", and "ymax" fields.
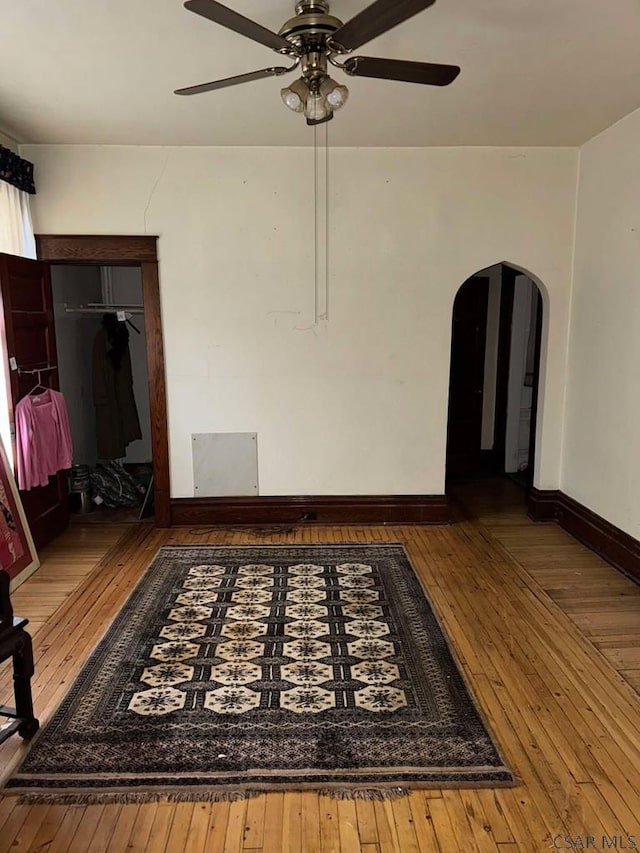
[
  {"xmin": 0, "ymin": 253, "xmax": 69, "ymax": 550},
  {"xmin": 446, "ymin": 276, "xmax": 489, "ymax": 480}
]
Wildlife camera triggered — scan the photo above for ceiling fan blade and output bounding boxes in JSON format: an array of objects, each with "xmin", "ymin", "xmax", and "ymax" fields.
[
  {"xmin": 343, "ymin": 56, "xmax": 460, "ymax": 86},
  {"xmin": 184, "ymin": 0, "xmax": 293, "ymax": 53},
  {"xmin": 175, "ymin": 66, "xmax": 292, "ymax": 96},
  {"xmin": 329, "ymin": 0, "xmax": 436, "ymax": 52}
]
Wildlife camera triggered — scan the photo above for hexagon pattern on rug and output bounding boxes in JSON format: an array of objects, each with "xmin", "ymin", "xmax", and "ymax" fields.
[
  {"xmin": 230, "ymin": 589, "xmax": 272, "ymax": 604},
  {"xmin": 288, "ymin": 576, "xmax": 326, "ymax": 589},
  {"xmin": 220, "ymin": 620, "xmax": 267, "ymax": 640},
  {"xmin": 182, "ymin": 576, "xmax": 223, "ymax": 590},
  {"xmin": 216, "ymin": 641, "xmax": 264, "ymax": 662},
  {"xmin": 175, "ymin": 590, "xmax": 219, "ymax": 606},
  {"xmin": 341, "ymin": 604, "xmax": 383, "ymax": 620},
  {"xmin": 159, "ymin": 622, "xmax": 207, "ymax": 641},
  {"xmin": 226, "ymin": 604, "xmax": 271, "ymax": 621},
  {"xmin": 167, "ymin": 605, "xmax": 213, "ymax": 622},
  {"xmin": 150, "ymin": 641, "xmax": 200, "ymax": 662},
  {"xmin": 140, "ymin": 663, "xmax": 194, "ymax": 687},
  {"xmin": 285, "ymin": 620, "xmax": 327, "ymax": 639},
  {"xmin": 237, "ymin": 564, "xmax": 274, "ymax": 576},
  {"xmin": 281, "ymin": 661, "xmax": 334, "ymax": 686},
  {"xmin": 339, "ymin": 589, "xmax": 380, "ymax": 604},
  {"xmin": 286, "ymin": 589, "xmax": 327, "ymax": 604},
  {"xmin": 211, "ymin": 662, "xmax": 262, "ymax": 685},
  {"xmin": 204, "ymin": 686, "xmax": 261, "ymax": 714},
  {"xmin": 129, "ymin": 687, "xmax": 186, "ymax": 716},
  {"xmin": 188, "ymin": 564, "xmax": 226, "ymax": 576},
  {"xmin": 282, "ymin": 639, "xmax": 330, "ymax": 661},
  {"xmin": 352, "ymin": 661, "xmax": 400, "ymax": 685},
  {"xmin": 288, "ymin": 564, "xmax": 324, "ymax": 575},
  {"xmin": 354, "ymin": 686, "xmax": 407, "ymax": 713},
  {"xmin": 336, "ymin": 563, "xmax": 373, "ymax": 575},
  {"xmin": 285, "ymin": 603, "xmax": 328, "ymax": 620},
  {"xmin": 280, "ymin": 686, "xmax": 336, "ymax": 713}
]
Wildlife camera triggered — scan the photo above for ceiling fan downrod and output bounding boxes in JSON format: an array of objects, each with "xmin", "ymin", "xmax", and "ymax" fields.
[{"xmin": 295, "ymin": 0, "xmax": 330, "ymax": 13}]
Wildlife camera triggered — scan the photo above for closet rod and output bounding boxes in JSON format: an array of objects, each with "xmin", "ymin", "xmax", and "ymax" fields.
[
  {"xmin": 64, "ymin": 304, "xmax": 144, "ymax": 315},
  {"xmin": 87, "ymin": 303, "xmax": 142, "ymax": 309},
  {"xmin": 17, "ymin": 365, "xmax": 57, "ymax": 375}
]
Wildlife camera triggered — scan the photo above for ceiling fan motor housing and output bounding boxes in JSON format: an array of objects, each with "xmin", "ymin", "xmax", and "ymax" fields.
[{"xmin": 279, "ymin": 0, "xmax": 343, "ymax": 53}]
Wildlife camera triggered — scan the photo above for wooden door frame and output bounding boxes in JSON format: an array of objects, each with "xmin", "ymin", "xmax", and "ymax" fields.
[{"xmin": 35, "ymin": 235, "xmax": 170, "ymax": 526}]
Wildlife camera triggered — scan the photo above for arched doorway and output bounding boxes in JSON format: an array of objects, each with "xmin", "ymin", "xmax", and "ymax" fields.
[{"xmin": 445, "ymin": 263, "xmax": 544, "ymax": 488}]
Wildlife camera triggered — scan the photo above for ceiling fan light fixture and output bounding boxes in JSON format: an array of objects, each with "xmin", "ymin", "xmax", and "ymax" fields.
[
  {"xmin": 320, "ymin": 77, "xmax": 349, "ymax": 110},
  {"xmin": 304, "ymin": 91, "xmax": 333, "ymax": 125},
  {"xmin": 281, "ymin": 77, "xmax": 310, "ymax": 112}
]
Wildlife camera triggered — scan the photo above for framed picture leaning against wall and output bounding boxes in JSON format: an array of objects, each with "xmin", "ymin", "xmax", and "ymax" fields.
[{"xmin": 0, "ymin": 437, "xmax": 39, "ymax": 589}]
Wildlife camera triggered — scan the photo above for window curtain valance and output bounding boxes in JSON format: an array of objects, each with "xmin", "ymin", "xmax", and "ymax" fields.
[{"xmin": 0, "ymin": 145, "xmax": 36, "ymax": 195}]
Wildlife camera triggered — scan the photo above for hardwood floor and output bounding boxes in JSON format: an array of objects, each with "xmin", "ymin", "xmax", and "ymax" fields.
[
  {"xmin": 452, "ymin": 478, "xmax": 640, "ymax": 695},
  {"xmin": 0, "ymin": 480, "xmax": 638, "ymax": 852}
]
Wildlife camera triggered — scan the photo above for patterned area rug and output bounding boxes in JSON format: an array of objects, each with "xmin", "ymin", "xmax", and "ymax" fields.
[{"xmin": 4, "ymin": 545, "xmax": 514, "ymax": 802}]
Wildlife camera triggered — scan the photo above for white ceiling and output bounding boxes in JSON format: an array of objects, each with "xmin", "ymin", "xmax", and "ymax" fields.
[{"xmin": 3, "ymin": 0, "xmax": 640, "ymax": 147}]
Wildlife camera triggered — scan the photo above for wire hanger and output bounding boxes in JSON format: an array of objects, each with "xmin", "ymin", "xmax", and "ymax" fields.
[
  {"xmin": 110, "ymin": 309, "xmax": 141, "ymax": 335},
  {"xmin": 27, "ymin": 369, "xmax": 48, "ymax": 397}
]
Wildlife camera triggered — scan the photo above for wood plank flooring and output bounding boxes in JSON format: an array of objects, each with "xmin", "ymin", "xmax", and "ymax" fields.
[
  {"xmin": 0, "ymin": 480, "xmax": 638, "ymax": 852},
  {"xmin": 452, "ymin": 479, "xmax": 640, "ymax": 695}
]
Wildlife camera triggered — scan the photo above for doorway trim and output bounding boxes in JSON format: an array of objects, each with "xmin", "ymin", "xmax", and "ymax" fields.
[{"xmin": 35, "ymin": 234, "xmax": 170, "ymax": 526}]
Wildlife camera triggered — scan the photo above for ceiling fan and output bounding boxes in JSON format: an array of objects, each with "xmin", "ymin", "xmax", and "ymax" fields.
[{"xmin": 175, "ymin": 0, "xmax": 460, "ymax": 125}]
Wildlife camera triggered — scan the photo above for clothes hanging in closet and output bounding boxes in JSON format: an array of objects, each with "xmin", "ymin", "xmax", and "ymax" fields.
[
  {"xmin": 15, "ymin": 389, "xmax": 73, "ymax": 491},
  {"xmin": 92, "ymin": 314, "xmax": 142, "ymax": 460}
]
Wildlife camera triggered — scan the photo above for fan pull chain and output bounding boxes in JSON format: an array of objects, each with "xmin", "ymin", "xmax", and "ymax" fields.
[{"xmin": 314, "ymin": 123, "xmax": 329, "ymax": 324}]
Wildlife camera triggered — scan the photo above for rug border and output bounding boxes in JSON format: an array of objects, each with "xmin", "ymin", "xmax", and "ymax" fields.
[{"xmin": 3, "ymin": 542, "xmax": 517, "ymax": 800}]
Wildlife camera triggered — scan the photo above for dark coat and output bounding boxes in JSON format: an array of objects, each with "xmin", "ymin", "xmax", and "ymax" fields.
[{"xmin": 92, "ymin": 328, "xmax": 142, "ymax": 460}]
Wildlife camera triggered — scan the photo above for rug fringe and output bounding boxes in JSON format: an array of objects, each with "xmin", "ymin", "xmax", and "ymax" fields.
[
  {"xmin": 12, "ymin": 787, "xmax": 412, "ymax": 805},
  {"xmin": 14, "ymin": 790, "xmax": 261, "ymax": 806},
  {"xmin": 321, "ymin": 787, "xmax": 409, "ymax": 801},
  {"xmin": 166, "ymin": 790, "xmax": 258, "ymax": 803}
]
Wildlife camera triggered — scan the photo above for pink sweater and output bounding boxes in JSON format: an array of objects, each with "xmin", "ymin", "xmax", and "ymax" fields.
[{"xmin": 15, "ymin": 389, "xmax": 73, "ymax": 491}]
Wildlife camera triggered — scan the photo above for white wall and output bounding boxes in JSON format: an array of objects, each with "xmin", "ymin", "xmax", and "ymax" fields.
[
  {"xmin": 564, "ymin": 107, "xmax": 640, "ymax": 538},
  {"xmin": 22, "ymin": 144, "xmax": 578, "ymax": 498}
]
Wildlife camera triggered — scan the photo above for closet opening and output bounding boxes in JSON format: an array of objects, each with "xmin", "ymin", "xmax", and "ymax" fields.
[
  {"xmin": 51, "ymin": 264, "xmax": 154, "ymax": 524},
  {"xmin": 35, "ymin": 234, "xmax": 170, "ymax": 538}
]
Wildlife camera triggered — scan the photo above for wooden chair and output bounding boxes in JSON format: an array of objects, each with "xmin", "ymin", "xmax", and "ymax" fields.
[{"xmin": 0, "ymin": 570, "xmax": 39, "ymax": 744}]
